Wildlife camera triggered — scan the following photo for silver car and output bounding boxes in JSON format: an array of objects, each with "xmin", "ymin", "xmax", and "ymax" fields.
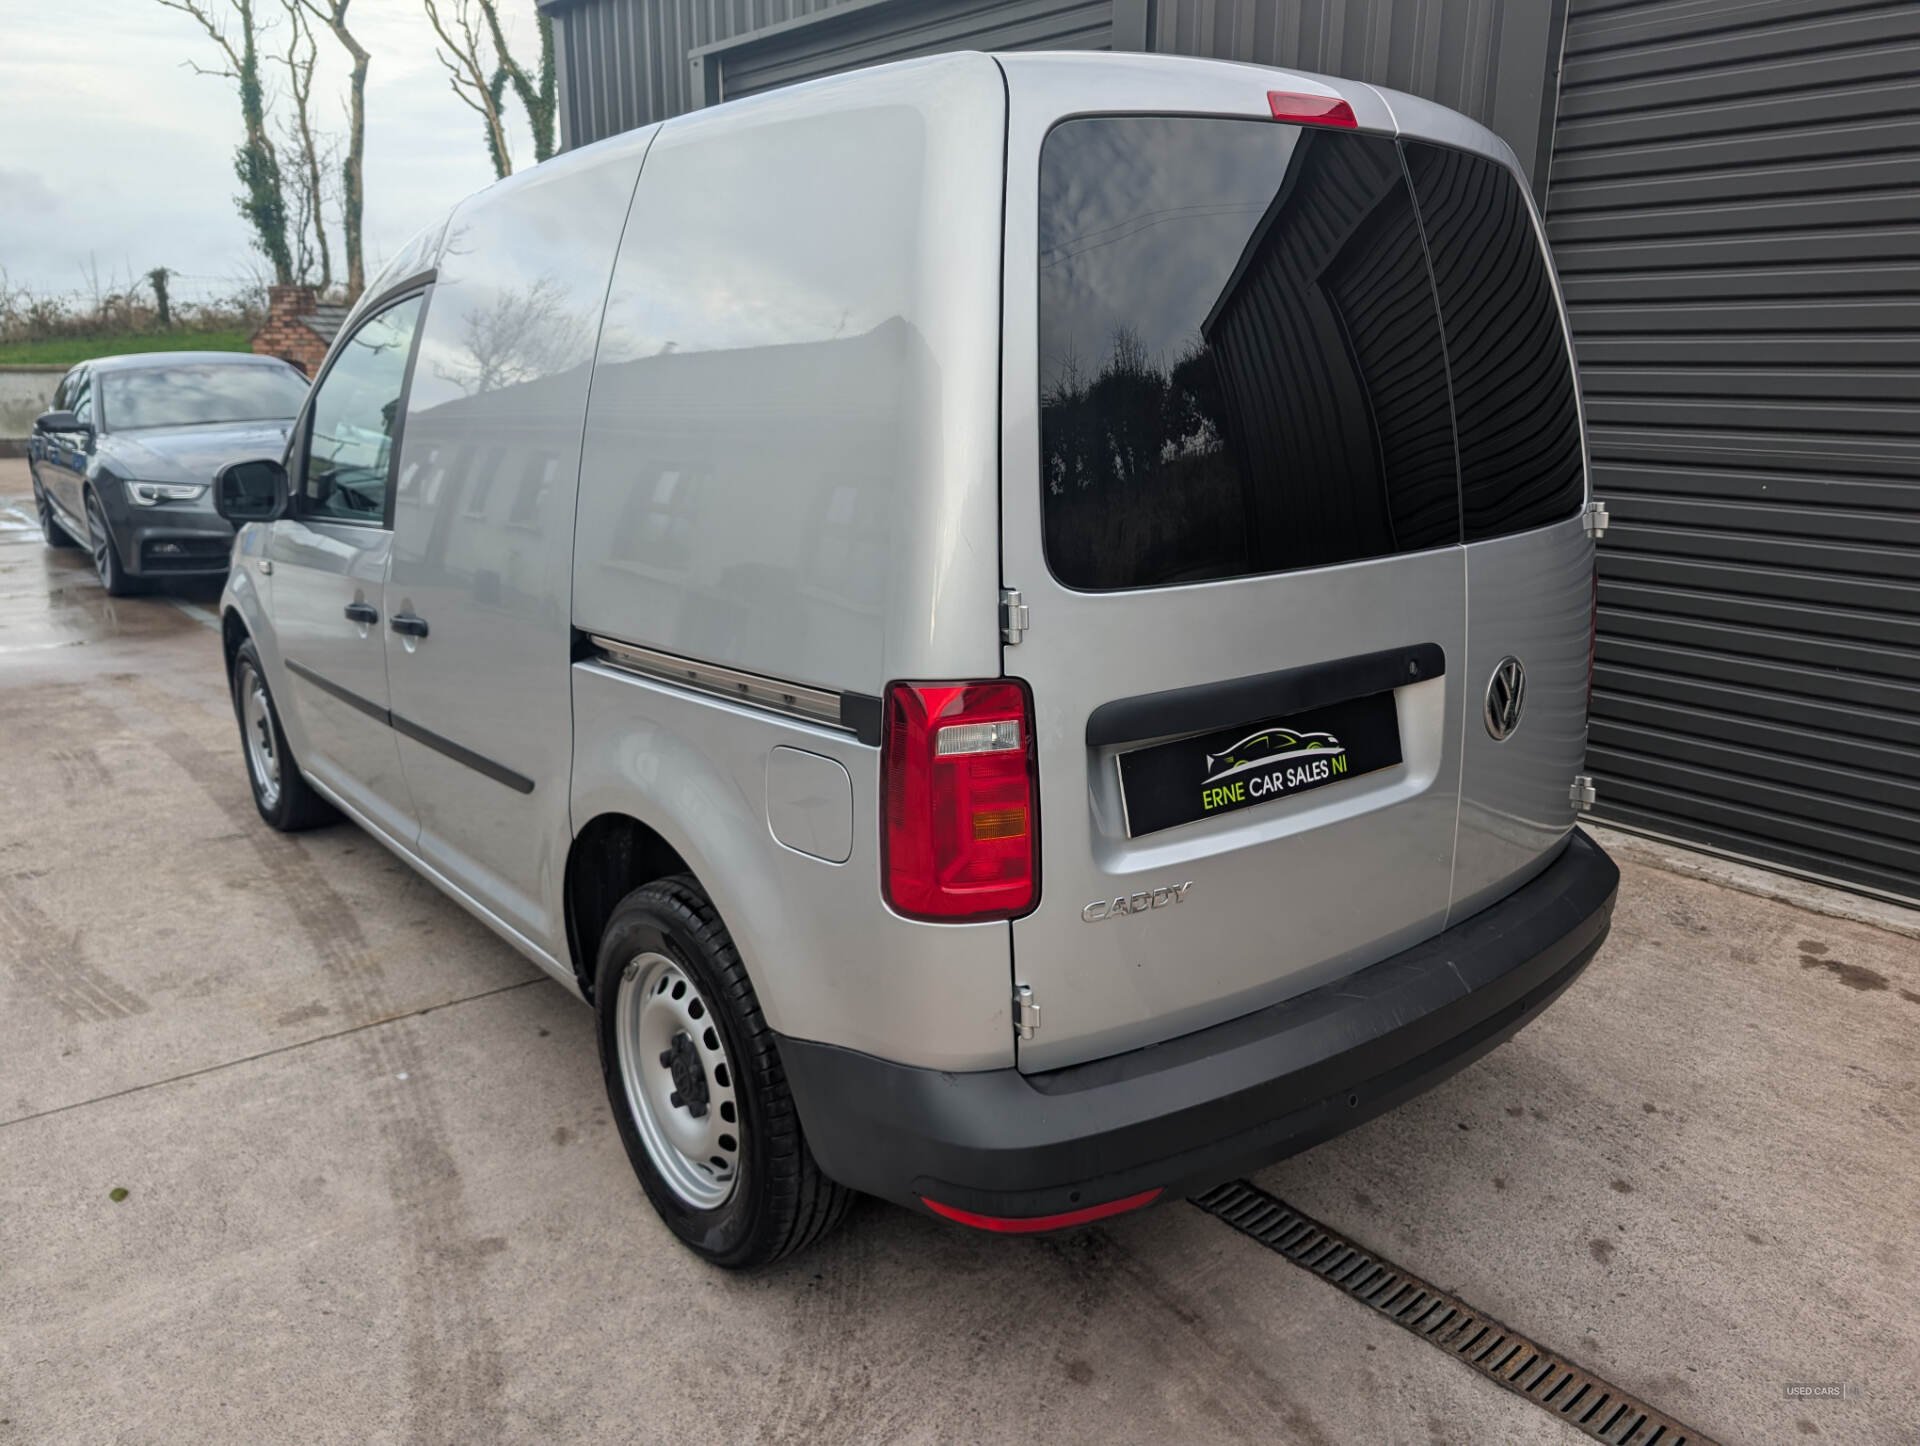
[{"xmin": 214, "ymin": 51, "xmax": 1618, "ymax": 1268}]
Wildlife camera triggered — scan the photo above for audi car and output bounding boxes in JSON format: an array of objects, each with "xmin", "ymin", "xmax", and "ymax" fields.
[{"xmin": 30, "ymin": 352, "xmax": 308, "ymax": 594}]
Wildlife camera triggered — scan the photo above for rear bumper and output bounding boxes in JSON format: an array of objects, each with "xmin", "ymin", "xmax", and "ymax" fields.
[{"xmin": 778, "ymin": 828, "xmax": 1618, "ymax": 1224}]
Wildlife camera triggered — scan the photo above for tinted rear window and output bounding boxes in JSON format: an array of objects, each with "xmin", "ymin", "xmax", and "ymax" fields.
[
  {"xmin": 1404, "ymin": 142, "xmax": 1584, "ymax": 540},
  {"xmin": 1037, "ymin": 118, "xmax": 1583, "ymax": 591},
  {"xmin": 1039, "ymin": 116, "xmax": 1456, "ymax": 590}
]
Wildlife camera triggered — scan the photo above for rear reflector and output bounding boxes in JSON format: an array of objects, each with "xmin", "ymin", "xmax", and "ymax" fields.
[
  {"xmin": 882, "ymin": 680, "xmax": 1039, "ymax": 921},
  {"xmin": 922, "ymin": 1188, "xmax": 1164, "ymax": 1234},
  {"xmin": 1268, "ymin": 91, "xmax": 1358, "ymax": 128}
]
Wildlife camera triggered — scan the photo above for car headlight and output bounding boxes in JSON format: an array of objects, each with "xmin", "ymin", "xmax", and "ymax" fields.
[{"xmin": 126, "ymin": 481, "xmax": 208, "ymax": 506}]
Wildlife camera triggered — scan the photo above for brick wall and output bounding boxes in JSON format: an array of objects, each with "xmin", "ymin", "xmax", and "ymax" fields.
[{"xmin": 251, "ymin": 285, "xmax": 329, "ymax": 376}]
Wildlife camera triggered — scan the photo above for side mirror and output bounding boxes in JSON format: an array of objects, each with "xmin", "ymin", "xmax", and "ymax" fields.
[
  {"xmin": 34, "ymin": 410, "xmax": 85, "ymax": 434},
  {"xmin": 213, "ymin": 458, "xmax": 290, "ymax": 524}
]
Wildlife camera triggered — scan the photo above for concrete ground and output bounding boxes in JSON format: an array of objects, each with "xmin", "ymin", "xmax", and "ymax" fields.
[{"xmin": 2, "ymin": 455, "xmax": 1916, "ymax": 1445}]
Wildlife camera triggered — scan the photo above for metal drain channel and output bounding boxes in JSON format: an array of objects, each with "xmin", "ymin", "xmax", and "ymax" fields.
[{"xmin": 1193, "ymin": 1181, "xmax": 1720, "ymax": 1446}]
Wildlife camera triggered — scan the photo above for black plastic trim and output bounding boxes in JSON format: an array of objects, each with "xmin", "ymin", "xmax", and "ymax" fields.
[
  {"xmin": 390, "ymin": 711, "xmax": 535, "ymax": 794},
  {"xmin": 284, "ymin": 658, "xmax": 389, "ymax": 725},
  {"xmin": 840, "ymin": 690, "xmax": 883, "ymax": 747},
  {"xmin": 778, "ymin": 829, "xmax": 1615, "ymax": 1220},
  {"xmin": 282, "ymin": 657, "xmax": 534, "ymax": 794},
  {"xmin": 1085, "ymin": 642, "xmax": 1446, "ymax": 749}
]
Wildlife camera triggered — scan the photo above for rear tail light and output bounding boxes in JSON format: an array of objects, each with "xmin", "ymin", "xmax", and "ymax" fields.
[
  {"xmin": 882, "ymin": 680, "xmax": 1039, "ymax": 921},
  {"xmin": 1267, "ymin": 91, "xmax": 1358, "ymax": 128}
]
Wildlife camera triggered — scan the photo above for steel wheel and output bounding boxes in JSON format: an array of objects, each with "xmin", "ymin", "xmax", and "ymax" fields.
[
  {"xmin": 614, "ymin": 950, "xmax": 741, "ymax": 1210},
  {"xmin": 237, "ymin": 658, "xmax": 282, "ymax": 811}
]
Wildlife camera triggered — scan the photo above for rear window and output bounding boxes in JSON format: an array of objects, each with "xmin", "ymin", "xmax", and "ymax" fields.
[{"xmin": 1036, "ymin": 117, "xmax": 1582, "ymax": 592}]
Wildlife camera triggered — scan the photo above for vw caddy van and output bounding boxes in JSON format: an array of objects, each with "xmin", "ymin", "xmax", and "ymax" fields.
[{"xmin": 215, "ymin": 51, "xmax": 1619, "ymax": 1267}]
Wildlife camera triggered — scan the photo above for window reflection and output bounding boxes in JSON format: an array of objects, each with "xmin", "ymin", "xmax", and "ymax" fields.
[{"xmin": 1038, "ymin": 117, "xmax": 1457, "ymax": 591}]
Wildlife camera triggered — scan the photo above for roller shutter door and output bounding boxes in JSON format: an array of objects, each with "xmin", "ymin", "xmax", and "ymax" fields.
[
  {"xmin": 715, "ymin": 0, "xmax": 1111, "ymax": 102},
  {"xmin": 1547, "ymin": 0, "xmax": 1920, "ymax": 902}
]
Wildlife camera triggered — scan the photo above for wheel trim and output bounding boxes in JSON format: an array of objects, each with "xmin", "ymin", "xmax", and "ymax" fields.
[
  {"xmin": 615, "ymin": 951, "xmax": 741, "ymax": 1210},
  {"xmin": 238, "ymin": 662, "xmax": 281, "ymax": 809}
]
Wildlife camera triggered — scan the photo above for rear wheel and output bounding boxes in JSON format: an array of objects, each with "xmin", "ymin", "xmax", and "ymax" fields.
[
  {"xmin": 34, "ymin": 481, "xmax": 78, "ymax": 548},
  {"xmin": 85, "ymin": 489, "xmax": 144, "ymax": 596},
  {"xmin": 231, "ymin": 638, "xmax": 337, "ymax": 831},
  {"xmin": 596, "ymin": 875, "xmax": 852, "ymax": 1268}
]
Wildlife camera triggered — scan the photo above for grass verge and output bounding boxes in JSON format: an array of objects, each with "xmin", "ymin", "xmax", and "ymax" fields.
[{"xmin": 0, "ymin": 329, "xmax": 254, "ymax": 367}]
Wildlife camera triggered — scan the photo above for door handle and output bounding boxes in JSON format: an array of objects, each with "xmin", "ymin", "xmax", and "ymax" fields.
[
  {"xmin": 343, "ymin": 601, "xmax": 379, "ymax": 625},
  {"xmin": 389, "ymin": 612, "xmax": 430, "ymax": 639}
]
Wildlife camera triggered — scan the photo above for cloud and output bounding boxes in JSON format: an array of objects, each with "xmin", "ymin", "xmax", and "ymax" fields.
[{"xmin": 0, "ymin": 0, "xmax": 507, "ymax": 297}]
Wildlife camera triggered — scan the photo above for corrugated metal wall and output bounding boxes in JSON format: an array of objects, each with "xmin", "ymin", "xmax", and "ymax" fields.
[
  {"xmin": 549, "ymin": 0, "xmax": 858, "ymax": 145},
  {"xmin": 1147, "ymin": 0, "xmax": 1566, "ymax": 192},
  {"xmin": 720, "ymin": 0, "xmax": 1110, "ymax": 100},
  {"xmin": 1548, "ymin": 0, "xmax": 1920, "ymax": 902},
  {"xmin": 547, "ymin": 0, "xmax": 1112, "ymax": 145},
  {"xmin": 548, "ymin": 0, "xmax": 1568, "ymax": 195}
]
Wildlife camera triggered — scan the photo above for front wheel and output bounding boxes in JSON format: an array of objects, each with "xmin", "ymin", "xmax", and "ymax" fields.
[
  {"xmin": 85, "ymin": 489, "xmax": 143, "ymax": 596},
  {"xmin": 230, "ymin": 638, "xmax": 337, "ymax": 831},
  {"xmin": 35, "ymin": 481, "xmax": 79, "ymax": 548},
  {"xmin": 596, "ymin": 875, "xmax": 852, "ymax": 1268}
]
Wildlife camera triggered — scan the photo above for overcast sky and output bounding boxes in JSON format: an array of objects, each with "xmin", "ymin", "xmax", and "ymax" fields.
[{"xmin": 0, "ymin": 0, "xmax": 542, "ymax": 304}]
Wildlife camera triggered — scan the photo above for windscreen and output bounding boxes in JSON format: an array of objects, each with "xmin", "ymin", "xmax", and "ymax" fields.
[
  {"xmin": 100, "ymin": 364, "xmax": 308, "ymax": 431},
  {"xmin": 1037, "ymin": 117, "xmax": 1583, "ymax": 591}
]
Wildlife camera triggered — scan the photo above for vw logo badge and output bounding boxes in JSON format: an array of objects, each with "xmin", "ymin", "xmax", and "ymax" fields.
[{"xmin": 1484, "ymin": 657, "xmax": 1527, "ymax": 741}]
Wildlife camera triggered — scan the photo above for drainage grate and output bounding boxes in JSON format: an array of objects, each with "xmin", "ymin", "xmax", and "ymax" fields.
[{"xmin": 1192, "ymin": 1181, "xmax": 1720, "ymax": 1446}]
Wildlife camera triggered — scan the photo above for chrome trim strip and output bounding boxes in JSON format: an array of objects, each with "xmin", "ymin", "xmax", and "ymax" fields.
[{"xmin": 588, "ymin": 635, "xmax": 858, "ymax": 736}]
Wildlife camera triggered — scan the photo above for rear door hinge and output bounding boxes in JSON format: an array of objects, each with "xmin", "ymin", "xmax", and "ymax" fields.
[
  {"xmin": 1000, "ymin": 588, "xmax": 1029, "ymax": 646},
  {"xmin": 1583, "ymin": 500, "xmax": 1609, "ymax": 540},
  {"xmin": 1570, "ymin": 774, "xmax": 1597, "ymax": 811},
  {"xmin": 1013, "ymin": 983, "xmax": 1040, "ymax": 1040}
]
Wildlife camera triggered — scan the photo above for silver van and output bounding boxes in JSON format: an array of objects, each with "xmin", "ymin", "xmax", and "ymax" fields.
[{"xmin": 215, "ymin": 51, "xmax": 1618, "ymax": 1267}]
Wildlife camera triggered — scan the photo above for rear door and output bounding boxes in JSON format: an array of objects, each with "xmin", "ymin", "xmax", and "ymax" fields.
[
  {"xmin": 1402, "ymin": 139, "xmax": 1593, "ymax": 917},
  {"xmin": 999, "ymin": 64, "xmax": 1468, "ymax": 1071}
]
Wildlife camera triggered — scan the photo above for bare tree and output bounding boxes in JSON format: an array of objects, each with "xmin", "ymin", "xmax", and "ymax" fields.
[
  {"xmin": 155, "ymin": 0, "xmax": 295, "ymax": 285},
  {"xmin": 277, "ymin": 0, "xmax": 333, "ymax": 288},
  {"xmin": 478, "ymin": 0, "xmax": 556, "ymax": 164},
  {"xmin": 424, "ymin": 0, "xmax": 515, "ymax": 179},
  {"xmin": 294, "ymin": 0, "xmax": 368, "ymax": 300}
]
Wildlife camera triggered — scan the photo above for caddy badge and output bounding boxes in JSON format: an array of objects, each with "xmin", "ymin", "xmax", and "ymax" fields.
[{"xmin": 1083, "ymin": 882, "xmax": 1194, "ymax": 922}]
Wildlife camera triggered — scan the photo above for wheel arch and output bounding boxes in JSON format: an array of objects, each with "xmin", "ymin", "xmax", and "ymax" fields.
[
  {"xmin": 221, "ymin": 606, "xmax": 250, "ymax": 684},
  {"xmin": 564, "ymin": 811, "xmax": 692, "ymax": 1001}
]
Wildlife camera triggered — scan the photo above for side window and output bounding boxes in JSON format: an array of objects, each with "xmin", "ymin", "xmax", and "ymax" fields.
[
  {"xmin": 1404, "ymin": 142, "xmax": 1585, "ymax": 540},
  {"xmin": 52, "ymin": 370, "xmax": 74, "ymax": 412},
  {"xmin": 70, "ymin": 371, "xmax": 93, "ymax": 428},
  {"xmin": 301, "ymin": 294, "xmax": 425, "ymax": 523}
]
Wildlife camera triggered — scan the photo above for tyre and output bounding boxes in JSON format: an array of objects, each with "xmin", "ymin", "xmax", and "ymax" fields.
[
  {"xmin": 230, "ymin": 638, "xmax": 338, "ymax": 831},
  {"xmin": 596, "ymin": 875, "xmax": 852, "ymax": 1268},
  {"xmin": 85, "ymin": 489, "xmax": 145, "ymax": 597},
  {"xmin": 34, "ymin": 481, "xmax": 79, "ymax": 548}
]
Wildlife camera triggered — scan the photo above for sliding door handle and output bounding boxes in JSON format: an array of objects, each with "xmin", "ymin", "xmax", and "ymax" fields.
[
  {"xmin": 343, "ymin": 601, "xmax": 379, "ymax": 625},
  {"xmin": 389, "ymin": 612, "xmax": 430, "ymax": 639}
]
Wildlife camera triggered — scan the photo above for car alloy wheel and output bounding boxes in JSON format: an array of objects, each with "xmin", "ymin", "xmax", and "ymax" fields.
[{"xmin": 613, "ymin": 950, "xmax": 741, "ymax": 1210}]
